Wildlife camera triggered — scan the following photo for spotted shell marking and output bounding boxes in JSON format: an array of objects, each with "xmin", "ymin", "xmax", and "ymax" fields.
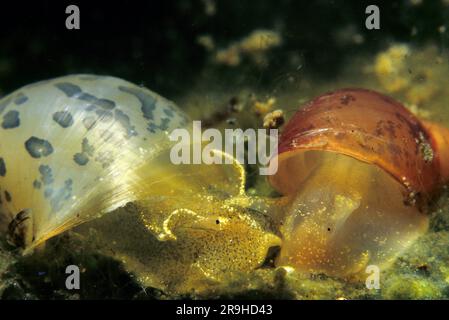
[{"xmin": 0, "ymin": 74, "xmax": 189, "ymax": 248}]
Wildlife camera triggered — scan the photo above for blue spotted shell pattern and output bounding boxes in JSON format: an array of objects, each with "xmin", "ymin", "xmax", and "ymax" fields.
[{"xmin": 0, "ymin": 74, "xmax": 189, "ymax": 251}]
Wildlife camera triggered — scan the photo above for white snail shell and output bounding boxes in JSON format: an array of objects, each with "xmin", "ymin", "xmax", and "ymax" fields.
[{"xmin": 0, "ymin": 74, "xmax": 188, "ymax": 250}]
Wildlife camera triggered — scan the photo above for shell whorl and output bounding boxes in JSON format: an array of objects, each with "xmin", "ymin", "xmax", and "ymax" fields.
[{"xmin": 0, "ymin": 74, "xmax": 189, "ymax": 249}]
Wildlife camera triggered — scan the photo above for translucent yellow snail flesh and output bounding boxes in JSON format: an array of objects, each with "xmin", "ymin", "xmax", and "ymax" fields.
[
  {"xmin": 268, "ymin": 89, "xmax": 449, "ymax": 277},
  {"xmin": 76, "ymin": 153, "xmax": 280, "ymax": 294},
  {"xmin": 74, "ymin": 124, "xmax": 281, "ymax": 294}
]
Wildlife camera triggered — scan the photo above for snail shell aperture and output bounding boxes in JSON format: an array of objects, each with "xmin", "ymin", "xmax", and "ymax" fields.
[{"xmin": 268, "ymin": 88, "xmax": 449, "ymax": 277}]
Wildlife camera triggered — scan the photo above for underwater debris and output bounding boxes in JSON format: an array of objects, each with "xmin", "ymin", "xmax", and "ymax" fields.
[
  {"xmin": 370, "ymin": 44, "xmax": 447, "ymax": 106},
  {"xmin": 263, "ymin": 110, "xmax": 285, "ymax": 129},
  {"xmin": 333, "ymin": 24, "xmax": 365, "ymax": 46},
  {"xmin": 0, "ymin": 243, "xmax": 14, "ymax": 295},
  {"xmin": 252, "ymin": 96, "xmax": 277, "ymax": 117},
  {"xmin": 202, "ymin": 96, "xmax": 242, "ymax": 127},
  {"xmin": 201, "ymin": 0, "xmax": 216, "ymax": 16},
  {"xmin": 404, "ymin": 102, "xmax": 432, "ymax": 119},
  {"xmin": 197, "ymin": 35, "xmax": 215, "ymax": 52},
  {"xmin": 214, "ymin": 30, "xmax": 282, "ymax": 67},
  {"xmin": 384, "ymin": 275, "xmax": 441, "ymax": 299},
  {"xmin": 373, "ymin": 44, "xmax": 411, "ymax": 93}
]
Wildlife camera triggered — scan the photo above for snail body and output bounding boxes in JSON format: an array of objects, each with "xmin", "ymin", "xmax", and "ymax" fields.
[
  {"xmin": 0, "ymin": 74, "xmax": 189, "ymax": 251},
  {"xmin": 269, "ymin": 88, "xmax": 449, "ymax": 277}
]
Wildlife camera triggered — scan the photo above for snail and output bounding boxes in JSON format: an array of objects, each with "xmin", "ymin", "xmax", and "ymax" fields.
[
  {"xmin": 267, "ymin": 88, "xmax": 449, "ymax": 277},
  {"xmin": 0, "ymin": 74, "xmax": 195, "ymax": 251},
  {"xmin": 0, "ymin": 74, "xmax": 280, "ymax": 294}
]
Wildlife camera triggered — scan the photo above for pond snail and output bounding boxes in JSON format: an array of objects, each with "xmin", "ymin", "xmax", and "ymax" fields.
[
  {"xmin": 268, "ymin": 88, "xmax": 449, "ymax": 277},
  {"xmin": 0, "ymin": 74, "xmax": 195, "ymax": 251},
  {"xmin": 0, "ymin": 74, "xmax": 279, "ymax": 293}
]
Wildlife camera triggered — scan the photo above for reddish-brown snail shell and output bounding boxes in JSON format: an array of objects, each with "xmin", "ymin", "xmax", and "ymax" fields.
[{"xmin": 269, "ymin": 88, "xmax": 449, "ymax": 277}]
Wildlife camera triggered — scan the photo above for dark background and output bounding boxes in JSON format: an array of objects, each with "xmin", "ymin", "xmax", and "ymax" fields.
[{"xmin": 0, "ymin": 0, "xmax": 448, "ymax": 99}]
